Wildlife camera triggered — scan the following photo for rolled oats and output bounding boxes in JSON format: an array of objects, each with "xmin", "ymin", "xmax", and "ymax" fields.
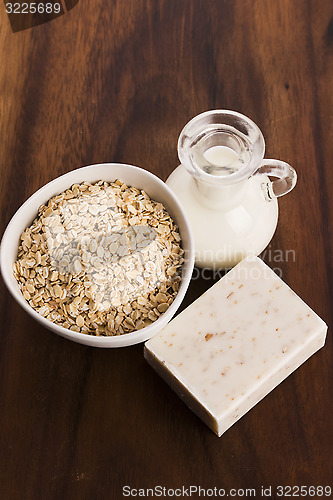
[{"xmin": 13, "ymin": 180, "xmax": 184, "ymax": 336}]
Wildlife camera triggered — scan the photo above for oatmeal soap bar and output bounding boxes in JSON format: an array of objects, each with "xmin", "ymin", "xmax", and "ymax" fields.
[{"xmin": 144, "ymin": 257, "xmax": 327, "ymax": 437}]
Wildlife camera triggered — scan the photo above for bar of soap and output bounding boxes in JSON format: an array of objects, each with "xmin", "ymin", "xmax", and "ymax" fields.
[{"xmin": 144, "ymin": 257, "xmax": 327, "ymax": 437}]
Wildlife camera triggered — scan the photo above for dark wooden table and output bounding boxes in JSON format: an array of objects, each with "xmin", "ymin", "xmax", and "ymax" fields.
[{"xmin": 1, "ymin": 1, "xmax": 332, "ymax": 498}]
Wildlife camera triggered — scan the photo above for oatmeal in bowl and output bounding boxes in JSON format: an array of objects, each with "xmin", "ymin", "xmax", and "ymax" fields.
[{"xmin": 0, "ymin": 164, "xmax": 194, "ymax": 347}]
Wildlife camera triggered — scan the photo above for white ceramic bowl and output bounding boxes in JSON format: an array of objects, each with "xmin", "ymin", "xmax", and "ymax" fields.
[{"xmin": 0, "ymin": 163, "xmax": 194, "ymax": 347}]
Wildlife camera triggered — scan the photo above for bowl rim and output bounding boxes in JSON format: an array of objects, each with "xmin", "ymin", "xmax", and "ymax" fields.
[{"xmin": 0, "ymin": 163, "xmax": 195, "ymax": 347}]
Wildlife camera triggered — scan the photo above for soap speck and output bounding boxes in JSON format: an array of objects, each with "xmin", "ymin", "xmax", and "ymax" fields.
[
  {"xmin": 205, "ymin": 333, "xmax": 213, "ymax": 341},
  {"xmin": 238, "ymin": 284, "xmax": 243, "ymax": 289},
  {"xmin": 276, "ymin": 328, "xmax": 279, "ymax": 331},
  {"xmin": 168, "ymin": 343, "xmax": 173, "ymax": 347},
  {"xmin": 282, "ymin": 346, "xmax": 288, "ymax": 353},
  {"xmin": 227, "ymin": 292, "xmax": 234, "ymax": 299}
]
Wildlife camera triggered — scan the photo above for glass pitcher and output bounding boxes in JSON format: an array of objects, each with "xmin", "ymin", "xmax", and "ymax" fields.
[{"xmin": 166, "ymin": 110, "xmax": 297, "ymax": 269}]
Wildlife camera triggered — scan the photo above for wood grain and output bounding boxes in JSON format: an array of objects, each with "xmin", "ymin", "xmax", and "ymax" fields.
[{"xmin": 0, "ymin": 1, "xmax": 332, "ymax": 498}]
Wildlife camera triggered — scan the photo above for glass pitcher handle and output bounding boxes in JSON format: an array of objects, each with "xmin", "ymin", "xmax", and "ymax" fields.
[{"xmin": 253, "ymin": 159, "xmax": 297, "ymax": 201}]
